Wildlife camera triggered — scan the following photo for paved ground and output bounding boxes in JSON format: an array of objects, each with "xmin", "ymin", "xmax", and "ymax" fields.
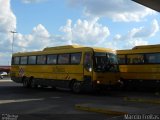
[{"xmin": 0, "ymin": 77, "xmax": 160, "ymax": 120}]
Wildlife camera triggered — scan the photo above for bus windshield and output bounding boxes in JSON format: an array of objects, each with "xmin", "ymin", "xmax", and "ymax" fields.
[{"xmin": 94, "ymin": 52, "xmax": 119, "ymax": 72}]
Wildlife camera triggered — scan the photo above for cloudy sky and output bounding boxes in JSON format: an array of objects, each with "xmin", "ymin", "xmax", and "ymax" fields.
[{"xmin": 0, "ymin": 0, "xmax": 160, "ymax": 65}]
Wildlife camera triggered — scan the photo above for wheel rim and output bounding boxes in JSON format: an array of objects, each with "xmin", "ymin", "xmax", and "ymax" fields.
[
  {"xmin": 23, "ymin": 80, "xmax": 27, "ymax": 87},
  {"xmin": 31, "ymin": 80, "xmax": 37, "ymax": 88},
  {"xmin": 31, "ymin": 81, "xmax": 34, "ymax": 88},
  {"xmin": 72, "ymin": 82, "xmax": 81, "ymax": 93},
  {"xmin": 23, "ymin": 79, "xmax": 29, "ymax": 87}
]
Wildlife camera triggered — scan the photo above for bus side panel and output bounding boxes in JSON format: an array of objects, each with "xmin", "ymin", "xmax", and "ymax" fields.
[
  {"xmin": 119, "ymin": 64, "xmax": 160, "ymax": 88},
  {"xmin": 55, "ymin": 65, "xmax": 83, "ymax": 87},
  {"xmin": 24, "ymin": 65, "xmax": 57, "ymax": 79},
  {"xmin": 120, "ymin": 64, "xmax": 160, "ymax": 80}
]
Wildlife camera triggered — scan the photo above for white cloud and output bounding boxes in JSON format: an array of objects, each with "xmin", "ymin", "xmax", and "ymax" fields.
[
  {"xmin": 0, "ymin": 0, "xmax": 16, "ymax": 33},
  {"xmin": 69, "ymin": 0, "xmax": 156, "ymax": 22},
  {"xmin": 14, "ymin": 24, "xmax": 51, "ymax": 52},
  {"xmin": 147, "ymin": 19, "xmax": 159, "ymax": 37},
  {"xmin": 129, "ymin": 19, "xmax": 159, "ymax": 39},
  {"xmin": 0, "ymin": 0, "xmax": 16, "ymax": 65},
  {"xmin": 0, "ymin": 0, "xmax": 52, "ymax": 65},
  {"xmin": 13, "ymin": 24, "xmax": 72, "ymax": 52},
  {"xmin": 11, "ymin": 18, "xmax": 110, "ymax": 53},
  {"xmin": 113, "ymin": 19, "xmax": 159, "ymax": 49},
  {"xmin": 21, "ymin": 0, "xmax": 47, "ymax": 4},
  {"xmin": 60, "ymin": 18, "xmax": 110, "ymax": 46},
  {"xmin": 130, "ymin": 19, "xmax": 159, "ymax": 38},
  {"xmin": 32, "ymin": 24, "xmax": 50, "ymax": 38}
]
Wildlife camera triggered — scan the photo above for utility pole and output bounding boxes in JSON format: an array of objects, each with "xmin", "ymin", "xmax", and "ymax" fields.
[{"xmin": 10, "ymin": 31, "xmax": 17, "ymax": 54}]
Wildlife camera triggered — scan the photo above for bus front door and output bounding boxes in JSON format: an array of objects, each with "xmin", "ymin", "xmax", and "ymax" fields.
[{"xmin": 83, "ymin": 52, "xmax": 93, "ymax": 90}]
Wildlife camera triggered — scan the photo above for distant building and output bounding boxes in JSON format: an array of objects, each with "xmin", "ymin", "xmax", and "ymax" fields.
[{"xmin": 0, "ymin": 66, "xmax": 11, "ymax": 73}]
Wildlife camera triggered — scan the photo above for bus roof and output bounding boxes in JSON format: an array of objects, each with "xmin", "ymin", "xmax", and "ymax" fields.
[
  {"xmin": 132, "ymin": 44, "xmax": 160, "ymax": 49},
  {"xmin": 13, "ymin": 45, "xmax": 115, "ymax": 56},
  {"xmin": 43, "ymin": 45, "xmax": 84, "ymax": 51},
  {"xmin": 117, "ymin": 44, "xmax": 160, "ymax": 54},
  {"xmin": 43, "ymin": 45, "xmax": 114, "ymax": 52}
]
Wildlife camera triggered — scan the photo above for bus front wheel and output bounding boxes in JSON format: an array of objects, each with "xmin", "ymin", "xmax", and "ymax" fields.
[{"xmin": 72, "ymin": 81, "xmax": 82, "ymax": 93}]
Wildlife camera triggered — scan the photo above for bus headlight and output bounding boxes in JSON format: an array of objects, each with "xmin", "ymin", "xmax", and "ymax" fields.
[
  {"xmin": 89, "ymin": 67, "xmax": 92, "ymax": 72},
  {"xmin": 97, "ymin": 80, "xmax": 100, "ymax": 84}
]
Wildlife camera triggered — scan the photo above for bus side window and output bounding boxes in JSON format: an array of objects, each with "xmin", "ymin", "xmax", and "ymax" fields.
[
  {"xmin": 118, "ymin": 55, "xmax": 126, "ymax": 64},
  {"xmin": 47, "ymin": 55, "xmax": 57, "ymax": 64},
  {"xmin": 146, "ymin": 53, "xmax": 160, "ymax": 64},
  {"xmin": 37, "ymin": 55, "xmax": 46, "ymax": 64},
  {"xmin": 28, "ymin": 56, "xmax": 36, "ymax": 64},
  {"xmin": 20, "ymin": 56, "xmax": 28, "ymax": 65},
  {"xmin": 58, "ymin": 54, "xmax": 70, "ymax": 64},
  {"xmin": 84, "ymin": 52, "xmax": 92, "ymax": 72},
  {"xmin": 13, "ymin": 57, "xmax": 20, "ymax": 65},
  {"xmin": 127, "ymin": 54, "xmax": 144, "ymax": 64},
  {"xmin": 71, "ymin": 53, "xmax": 81, "ymax": 64}
]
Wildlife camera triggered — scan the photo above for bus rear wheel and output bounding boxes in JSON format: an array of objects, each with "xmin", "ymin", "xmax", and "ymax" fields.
[
  {"xmin": 22, "ymin": 78, "xmax": 30, "ymax": 88},
  {"xmin": 30, "ymin": 79, "xmax": 38, "ymax": 88},
  {"xmin": 72, "ymin": 81, "xmax": 82, "ymax": 93}
]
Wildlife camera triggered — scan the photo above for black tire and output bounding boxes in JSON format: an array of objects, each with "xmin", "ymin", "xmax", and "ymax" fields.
[
  {"xmin": 72, "ymin": 81, "xmax": 82, "ymax": 93},
  {"xmin": 30, "ymin": 79, "xmax": 38, "ymax": 88},
  {"xmin": 40, "ymin": 85, "xmax": 47, "ymax": 88},
  {"xmin": 22, "ymin": 77, "xmax": 30, "ymax": 88},
  {"xmin": 51, "ymin": 86, "xmax": 57, "ymax": 90}
]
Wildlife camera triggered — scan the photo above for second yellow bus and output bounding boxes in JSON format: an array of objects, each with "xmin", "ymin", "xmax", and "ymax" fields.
[{"xmin": 117, "ymin": 44, "xmax": 160, "ymax": 90}]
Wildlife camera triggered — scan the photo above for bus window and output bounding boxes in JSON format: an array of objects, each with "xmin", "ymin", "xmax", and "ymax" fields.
[
  {"xmin": 47, "ymin": 55, "xmax": 57, "ymax": 64},
  {"xmin": 71, "ymin": 53, "xmax": 81, "ymax": 64},
  {"xmin": 146, "ymin": 53, "xmax": 160, "ymax": 63},
  {"xmin": 28, "ymin": 56, "xmax": 36, "ymax": 64},
  {"xmin": 12, "ymin": 57, "xmax": 20, "ymax": 65},
  {"xmin": 20, "ymin": 56, "xmax": 27, "ymax": 65},
  {"xmin": 118, "ymin": 55, "xmax": 126, "ymax": 64},
  {"xmin": 37, "ymin": 55, "xmax": 46, "ymax": 64},
  {"xmin": 84, "ymin": 52, "xmax": 92, "ymax": 72},
  {"xmin": 107, "ymin": 53, "xmax": 118, "ymax": 64},
  {"xmin": 58, "ymin": 54, "xmax": 70, "ymax": 64},
  {"xmin": 107, "ymin": 53, "xmax": 119, "ymax": 72},
  {"xmin": 127, "ymin": 54, "xmax": 144, "ymax": 64},
  {"xmin": 94, "ymin": 52, "xmax": 118, "ymax": 72},
  {"xmin": 94, "ymin": 52, "xmax": 106, "ymax": 71}
]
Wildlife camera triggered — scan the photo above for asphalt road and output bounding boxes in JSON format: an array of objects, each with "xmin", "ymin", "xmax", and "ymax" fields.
[{"xmin": 0, "ymin": 77, "xmax": 159, "ymax": 120}]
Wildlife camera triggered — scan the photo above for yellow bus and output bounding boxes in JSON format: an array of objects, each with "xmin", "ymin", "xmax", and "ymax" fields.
[
  {"xmin": 11, "ymin": 45, "xmax": 119, "ymax": 93},
  {"xmin": 117, "ymin": 44, "xmax": 160, "ymax": 89}
]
